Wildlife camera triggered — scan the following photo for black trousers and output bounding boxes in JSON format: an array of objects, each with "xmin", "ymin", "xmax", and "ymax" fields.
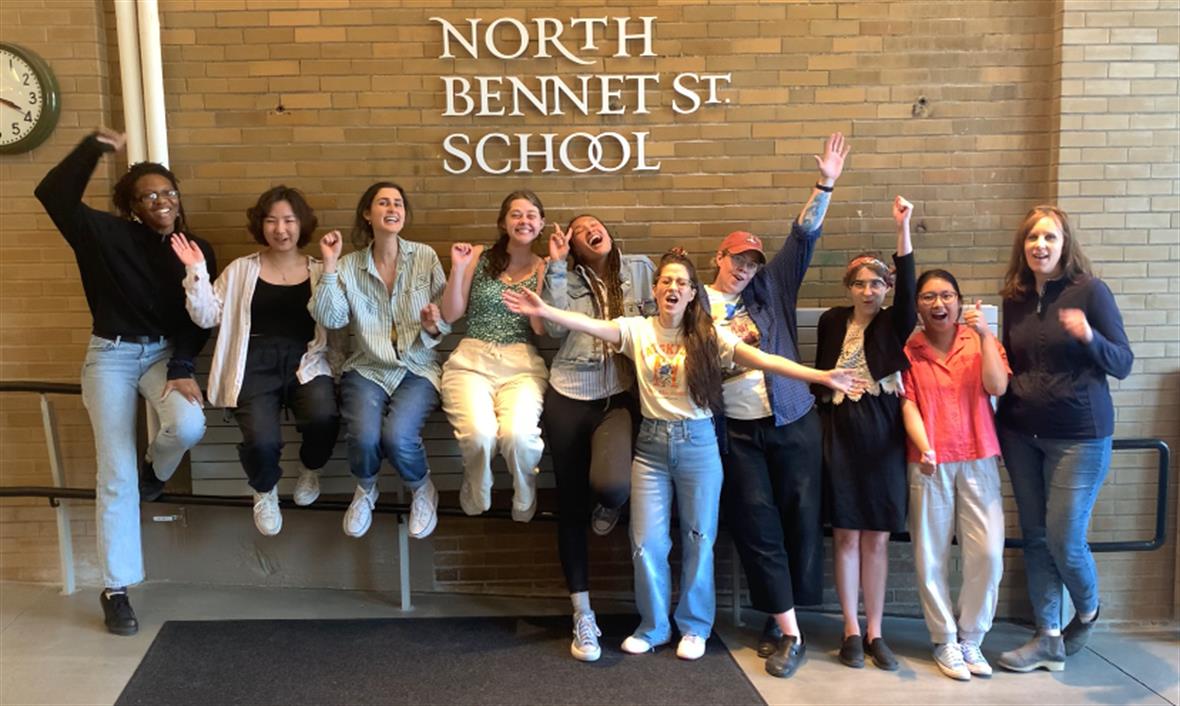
[
  {"xmin": 721, "ymin": 408, "xmax": 824, "ymax": 613},
  {"xmin": 542, "ymin": 387, "xmax": 637, "ymax": 594},
  {"xmin": 233, "ymin": 336, "xmax": 340, "ymax": 493}
]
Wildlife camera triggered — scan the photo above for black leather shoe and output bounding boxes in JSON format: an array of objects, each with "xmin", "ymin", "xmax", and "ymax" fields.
[
  {"xmin": 757, "ymin": 616, "xmax": 784, "ymax": 658},
  {"xmin": 100, "ymin": 590, "xmax": 139, "ymax": 636},
  {"xmin": 864, "ymin": 636, "xmax": 899, "ymax": 671},
  {"xmin": 139, "ymin": 461, "xmax": 165, "ymax": 502},
  {"xmin": 765, "ymin": 634, "xmax": 806, "ymax": 678},
  {"xmin": 839, "ymin": 634, "xmax": 865, "ymax": 668}
]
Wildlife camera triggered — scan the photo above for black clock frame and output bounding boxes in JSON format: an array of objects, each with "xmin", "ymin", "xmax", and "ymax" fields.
[{"xmin": 0, "ymin": 42, "xmax": 61, "ymax": 155}]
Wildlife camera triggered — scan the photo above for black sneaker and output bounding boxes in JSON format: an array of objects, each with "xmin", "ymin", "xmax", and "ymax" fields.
[
  {"xmin": 139, "ymin": 460, "xmax": 165, "ymax": 502},
  {"xmin": 100, "ymin": 590, "xmax": 139, "ymax": 636},
  {"xmin": 865, "ymin": 636, "xmax": 899, "ymax": 671},
  {"xmin": 757, "ymin": 616, "xmax": 783, "ymax": 658},
  {"xmin": 839, "ymin": 634, "xmax": 865, "ymax": 668},
  {"xmin": 765, "ymin": 633, "xmax": 806, "ymax": 678}
]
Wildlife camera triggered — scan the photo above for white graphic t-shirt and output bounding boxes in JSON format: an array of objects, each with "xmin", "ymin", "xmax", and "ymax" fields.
[
  {"xmin": 705, "ymin": 285, "xmax": 773, "ymax": 420},
  {"xmin": 616, "ymin": 315, "xmax": 736, "ymax": 421}
]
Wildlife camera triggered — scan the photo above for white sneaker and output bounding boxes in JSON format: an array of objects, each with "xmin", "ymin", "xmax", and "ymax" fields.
[
  {"xmin": 570, "ymin": 611, "xmax": 602, "ymax": 662},
  {"xmin": 511, "ymin": 494, "xmax": 537, "ymax": 523},
  {"xmin": 590, "ymin": 504, "xmax": 621, "ymax": 536},
  {"xmin": 933, "ymin": 642, "xmax": 972, "ymax": 681},
  {"xmin": 409, "ymin": 480, "xmax": 438, "ymax": 539},
  {"xmin": 343, "ymin": 484, "xmax": 378, "ymax": 538},
  {"xmin": 621, "ymin": 635, "xmax": 656, "ymax": 654},
  {"xmin": 960, "ymin": 640, "xmax": 992, "ymax": 677},
  {"xmin": 252, "ymin": 488, "xmax": 282, "ymax": 536},
  {"xmin": 459, "ymin": 479, "xmax": 483, "ymax": 516},
  {"xmin": 677, "ymin": 634, "xmax": 707, "ymax": 661},
  {"xmin": 292, "ymin": 467, "xmax": 320, "ymax": 506}
]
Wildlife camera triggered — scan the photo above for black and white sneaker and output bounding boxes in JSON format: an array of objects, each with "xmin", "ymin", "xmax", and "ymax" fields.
[{"xmin": 100, "ymin": 589, "xmax": 139, "ymax": 636}]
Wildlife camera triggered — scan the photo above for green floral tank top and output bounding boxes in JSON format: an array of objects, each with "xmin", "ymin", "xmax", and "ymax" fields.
[{"xmin": 465, "ymin": 254, "xmax": 537, "ymax": 344}]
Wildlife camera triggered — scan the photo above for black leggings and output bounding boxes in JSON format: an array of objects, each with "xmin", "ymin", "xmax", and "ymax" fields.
[{"xmin": 542, "ymin": 387, "xmax": 637, "ymax": 594}]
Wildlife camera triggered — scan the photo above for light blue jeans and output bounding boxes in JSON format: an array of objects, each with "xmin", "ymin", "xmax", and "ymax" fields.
[
  {"xmin": 999, "ymin": 427, "xmax": 1111, "ymax": 631},
  {"xmin": 80, "ymin": 336, "xmax": 206, "ymax": 588},
  {"xmin": 629, "ymin": 417, "xmax": 723, "ymax": 644}
]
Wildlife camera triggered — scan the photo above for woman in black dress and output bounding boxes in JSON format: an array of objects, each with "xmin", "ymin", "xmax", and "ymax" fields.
[{"xmin": 814, "ymin": 196, "xmax": 916, "ymax": 671}]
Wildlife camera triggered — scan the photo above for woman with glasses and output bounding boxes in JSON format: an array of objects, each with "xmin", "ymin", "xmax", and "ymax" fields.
[
  {"xmin": 900, "ymin": 270, "xmax": 1009, "ymax": 680},
  {"xmin": 35, "ymin": 128, "xmax": 214, "ymax": 636},
  {"xmin": 813, "ymin": 196, "xmax": 917, "ymax": 671},
  {"xmin": 170, "ymin": 186, "xmax": 340, "ymax": 537},
  {"xmin": 995, "ymin": 206, "xmax": 1133, "ymax": 673}
]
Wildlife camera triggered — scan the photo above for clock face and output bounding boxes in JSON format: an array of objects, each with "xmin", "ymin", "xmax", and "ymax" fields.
[{"xmin": 0, "ymin": 44, "xmax": 59, "ymax": 154}]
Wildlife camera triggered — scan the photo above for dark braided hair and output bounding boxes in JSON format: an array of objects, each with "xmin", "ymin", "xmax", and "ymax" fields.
[
  {"xmin": 658, "ymin": 248, "xmax": 723, "ymax": 415},
  {"xmin": 112, "ymin": 162, "xmax": 187, "ymax": 233}
]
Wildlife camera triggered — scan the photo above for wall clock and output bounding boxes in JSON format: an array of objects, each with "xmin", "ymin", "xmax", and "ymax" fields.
[{"xmin": 0, "ymin": 42, "xmax": 61, "ymax": 155}]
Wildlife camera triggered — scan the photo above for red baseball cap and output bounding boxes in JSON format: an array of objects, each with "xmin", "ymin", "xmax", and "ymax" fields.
[{"xmin": 719, "ymin": 231, "xmax": 764, "ymax": 259}]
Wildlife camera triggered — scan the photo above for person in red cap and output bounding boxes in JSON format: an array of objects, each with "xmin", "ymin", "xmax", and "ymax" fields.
[{"xmin": 704, "ymin": 132, "xmax": 849, "ymax": 678}]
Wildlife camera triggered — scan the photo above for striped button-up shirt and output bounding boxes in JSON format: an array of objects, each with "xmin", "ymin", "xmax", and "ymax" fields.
[{"xmin": 310, "ymin": 238, "xmax": 451, "ymax": 394}]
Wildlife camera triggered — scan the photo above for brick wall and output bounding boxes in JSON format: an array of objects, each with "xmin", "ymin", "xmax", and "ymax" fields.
[{"xmin": 1, "ymin": 0, "xmax": 1176, "ymax": 623}]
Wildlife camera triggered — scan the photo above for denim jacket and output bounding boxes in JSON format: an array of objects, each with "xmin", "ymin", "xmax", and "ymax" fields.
[{"xmin": 543, "ymin": 253, "xmax": 656, "ymax": 400}]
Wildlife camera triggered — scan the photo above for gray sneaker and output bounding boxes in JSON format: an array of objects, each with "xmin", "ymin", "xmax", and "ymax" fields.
[
  {"xmin": 1063, "ymin": 606, "xmax": 1099, "ymax": 656},
  {"xmin": 590, "ymin": 504, "xmax": 620, "ymax": 536},
  {"xmin": 997, "ymin": 633, "xmax": 1065, "ymax": 672}
]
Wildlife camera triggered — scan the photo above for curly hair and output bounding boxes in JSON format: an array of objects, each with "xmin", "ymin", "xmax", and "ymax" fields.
[
  {"xmin": 351, "ymin": 181, "xmax": 412, "ymax": 249},
  {"xmin": 111, "ymin": 162, "xmax": 187, "ymax": 233},
  {"xmin": 246, "ymin": 185, "xmax": 318, "ymax": 247},
  {"xmin": 486, "ymin": 190, "xmax": 544, "ymax": 279},
  {"xmin": 658, "ymin": 249, "xmax": 723, "ymax": 415},
  {"xmin": 1000, "ymin": 205, "xmax": 1092, "ymax": 301}
]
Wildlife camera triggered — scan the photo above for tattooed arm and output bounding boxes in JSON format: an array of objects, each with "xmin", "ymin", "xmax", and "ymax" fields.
[{"xmin": 795, "ymin": 131, "xmax": 849, "ymax": 232}]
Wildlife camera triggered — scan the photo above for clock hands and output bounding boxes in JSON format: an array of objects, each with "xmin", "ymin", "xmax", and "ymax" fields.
[{"xmin": 0, "ymin": 97, "xmax": 22, "ymax": 111}]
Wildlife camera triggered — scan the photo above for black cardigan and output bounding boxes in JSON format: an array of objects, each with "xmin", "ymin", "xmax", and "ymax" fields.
[{"xmin": 812, "ymin": 251, "xmax": 916, "ymax": 400}]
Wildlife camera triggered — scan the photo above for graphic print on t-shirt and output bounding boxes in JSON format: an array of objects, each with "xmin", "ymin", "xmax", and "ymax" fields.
[
  {"xmin": 710, "ymin": 295, "xmax": 760, "ymax": 379},
  {"xmin": 644, "ymin": 341, "xmax": 686, "ymax": 390}
]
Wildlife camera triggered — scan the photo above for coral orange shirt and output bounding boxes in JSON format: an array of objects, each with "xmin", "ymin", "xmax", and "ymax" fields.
[{"xmin": 902, "ymin": 325, "xmax": 1011, "ymax": 464}]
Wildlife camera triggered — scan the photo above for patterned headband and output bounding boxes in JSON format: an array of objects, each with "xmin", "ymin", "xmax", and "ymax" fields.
[{"xmin": 846, "ymin": 255, "xmax": 895, "ymax": 286}]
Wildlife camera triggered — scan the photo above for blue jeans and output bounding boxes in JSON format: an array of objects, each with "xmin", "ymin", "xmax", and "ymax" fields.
[
  {"xmin": 629, "ymin": 417, "xmax": 723, "ymax": 644},
  {"xmin": 999, "ymin": 427, "xmax": 1111, "ymax": 630},
  {"xmin": 80, "ymin": 336, "xmax": 207, "ymax": 588},
  {"xmin": 340, "ymin": 370, "xmax": 438, "ymax": 489}
]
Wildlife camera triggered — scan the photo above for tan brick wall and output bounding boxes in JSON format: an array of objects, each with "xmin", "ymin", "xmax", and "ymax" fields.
[{"xmin": 1, "ymin": 0, "xmax": 1176, "ymax": 623}]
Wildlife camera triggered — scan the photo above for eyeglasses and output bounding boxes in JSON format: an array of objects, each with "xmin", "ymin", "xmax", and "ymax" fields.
[
  {"xmin": 918, "ymin": 291, "xmax": 959, "ymax": 304},
  {"xmin": 850, "ymin": 279, "xmax": 887, "ymax": 292},
  {"xmin": 729, "ymin": 253, "xmax": 763, "ymax": 272},
  {"xmin": 137, "ymin": 189, "xmax": 179, "ymax": 205}
]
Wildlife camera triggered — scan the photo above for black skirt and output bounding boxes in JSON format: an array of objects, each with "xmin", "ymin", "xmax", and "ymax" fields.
[{"xmin": 820, "ymin": 390, "xmax": 908, "ymax": 532}]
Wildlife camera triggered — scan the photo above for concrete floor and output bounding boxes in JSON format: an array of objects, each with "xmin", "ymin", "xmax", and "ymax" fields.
[{"xmin": 0, "ymin": 581, "xmax": 1176, "ymax": 705}]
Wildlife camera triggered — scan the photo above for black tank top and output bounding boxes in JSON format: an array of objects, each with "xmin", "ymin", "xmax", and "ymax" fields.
[{"xmin": 250, "ymin": 278, "xmax": 315, "ymax": 343}]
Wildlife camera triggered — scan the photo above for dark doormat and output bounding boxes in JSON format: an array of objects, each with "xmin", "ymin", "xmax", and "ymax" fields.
[{"xmin": 116, "ymin": 614, "xmax": 766, "ymax": 706}]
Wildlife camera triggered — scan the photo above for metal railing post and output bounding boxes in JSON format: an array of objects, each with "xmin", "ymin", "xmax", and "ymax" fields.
[{"xmin": 39, "ymin": 393, "xmax": 76, "ymax": 595}]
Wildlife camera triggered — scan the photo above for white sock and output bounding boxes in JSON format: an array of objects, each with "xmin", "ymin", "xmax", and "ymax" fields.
[
  {"xmin": 1079, "ymin": 609, "xmax": 1097, "ymax": 623},
  {"xmin": 571, "ymin": 591, "xmax": 591, "ymax": 615},
  {"xmin": 1044, "ymin": 628, "xmax": 1061, "ymax": 637}
]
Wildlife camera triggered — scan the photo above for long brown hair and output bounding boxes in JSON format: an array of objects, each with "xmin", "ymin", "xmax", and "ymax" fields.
[
  {"xmin": 486, "ymin": 189, "xmax": 544, "ymax": 278},
  {"xmin": 1000, "ymin": 205, "xmax": 1093, "ymax": 301},
  {"xmin": 351, "ymin": 181, "xmax": 412, "ymax": 249},
  {"xmin": 567, "ymin": 214, "xmax": 624, "ymax": 319},
  {"xmin": 658, "ymin": 249, "xmax": 723, "ymax": 415}
]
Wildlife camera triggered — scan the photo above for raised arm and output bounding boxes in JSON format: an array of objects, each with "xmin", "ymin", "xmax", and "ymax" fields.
[
  {"xmin": 440, "ymin": 243, "xmax": 481, "ymax": 323},
  {"xmin": 890, "ymin": 196, "xmax": 918, "ymax": 341},
  {"xmin": 541, "ymin": 223, "xmax": 572, "ymax": 338},
  {"xmin": 733, "ymin": 341, "xmax": 862, "ymax": 393},
  {"xmin": 309, "ymin": 230, "xmax": 351, "ymax": 329},
  {"xmin": 171, "ymin": 233, "xmax": 223, "ymax": 328},
  {"xmin": 964, "ymin": 299, "xmax": 1010, "ymax": 397},
  {"xmin": 1058, "ymin": 279, "xmax": 1134, "ymax": 380},
  {"xmin": 796, "ymin": 132, "xmax": 848, "ymax": 231},
  {"xmin": 34, "ymin": 129, "xmax": 126, "ymax": 245},
  {"xmin": 502, "ymin": 287, "xmax": 621, "ymax": 345}
]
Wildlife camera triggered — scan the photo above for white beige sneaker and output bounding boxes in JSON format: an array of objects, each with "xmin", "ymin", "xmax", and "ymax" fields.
[
  {"xmin": 677, "ymin": 634, "xmax": 707, "ymax": 661},
  {"xmin": 292, "ymin": 467, "xmax": 320, "ymax": 506},
  {"xmin": 343, "ymin": 484, "xmax": 378, "ymax": 538},
  {"xmin": 408, "ymin": 480, "xmax": 438, "ymax": 539},
  {"xmin": 252, "ymin": 488, "xmax": 282, "ymax": 536}
]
